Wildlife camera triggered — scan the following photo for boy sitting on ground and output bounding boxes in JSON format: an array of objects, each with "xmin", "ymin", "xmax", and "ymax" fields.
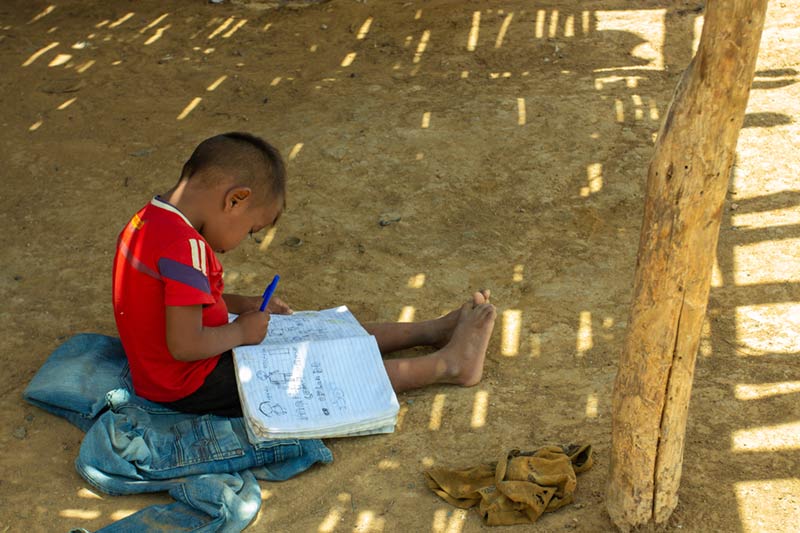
[{"xmin": 112, "ymin": 132, "xmax": 497, "ymax": 417}]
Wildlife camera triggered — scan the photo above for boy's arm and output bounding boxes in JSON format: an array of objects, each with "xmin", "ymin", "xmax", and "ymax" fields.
[
  {"xmin": 223, "ymin": 293, "xmax": 293, "ymax": 315},
  {"xmin": 165, "ymin": 305, "xmax": 269, "ymax": 362}
]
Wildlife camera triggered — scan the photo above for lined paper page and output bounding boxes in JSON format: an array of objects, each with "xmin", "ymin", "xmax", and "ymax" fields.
[
  {"xmin": 234, "ymin": 335, "xmax": 399, "ymax": 436},
  {"xmin": 230, "ymin": 306, "xmax": 369, "ymax": 346},
  {"xmin": 262, "ymin": 306, "xmax": 369, "ymax": 346}
]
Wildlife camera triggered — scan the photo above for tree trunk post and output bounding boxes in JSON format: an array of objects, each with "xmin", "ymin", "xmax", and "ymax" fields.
[{"xmin": 606, "ymin": 1, "xmax": 769, "ymax": 530}]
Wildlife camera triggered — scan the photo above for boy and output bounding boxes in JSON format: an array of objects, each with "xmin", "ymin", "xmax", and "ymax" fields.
[{"xmin": 112, "ymin": 132, "xmax": 496, "ymax": 418}]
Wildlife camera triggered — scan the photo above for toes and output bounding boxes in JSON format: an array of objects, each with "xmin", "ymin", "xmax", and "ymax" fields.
[
  {"xmin": 481, "ymin": 289, "xmax": 491, "ymax": 302},
  {"xmin": 472, "ymin": 291, "xmax": 486, "ymax": 306},
  {"xmin": 477, "ymin": 304, "xmax": 497, "ymax": 321}
]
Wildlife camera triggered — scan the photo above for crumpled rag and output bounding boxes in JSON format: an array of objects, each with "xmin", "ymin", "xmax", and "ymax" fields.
[{"xmin": 424, "ymin": 444, "xmax": 592, "ymax": 526}]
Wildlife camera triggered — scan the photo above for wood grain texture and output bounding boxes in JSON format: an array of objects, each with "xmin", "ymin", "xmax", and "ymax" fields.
[{"xmin": 606, "ymin": 1, "xmax": 769, "ymax": 530}]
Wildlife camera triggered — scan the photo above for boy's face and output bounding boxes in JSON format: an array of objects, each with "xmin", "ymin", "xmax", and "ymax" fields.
[{"xmin": 203, "ymin": 193, "xmax": 282, "ymax": 255}]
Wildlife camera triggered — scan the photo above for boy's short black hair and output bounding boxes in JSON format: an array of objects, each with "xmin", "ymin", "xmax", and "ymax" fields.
[{"xmin": 180, "ymin": 132, "xmax": 286, "ymax": 205}]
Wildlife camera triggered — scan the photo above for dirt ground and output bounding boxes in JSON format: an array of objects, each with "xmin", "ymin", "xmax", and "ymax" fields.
[{"xmin": 1, "ymin": 0, "xmax": 798, "ymax": 531}]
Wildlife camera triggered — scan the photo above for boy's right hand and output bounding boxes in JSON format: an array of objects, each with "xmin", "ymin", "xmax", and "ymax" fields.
[{"xmin": 235, "ymin": 310, "xmax": 270, "ymax": 346}]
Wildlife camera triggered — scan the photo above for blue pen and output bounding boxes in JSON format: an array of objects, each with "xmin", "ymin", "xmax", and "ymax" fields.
[{"xmin": 259, "ymin": 275, "xmax": 280, "ymax": 312}]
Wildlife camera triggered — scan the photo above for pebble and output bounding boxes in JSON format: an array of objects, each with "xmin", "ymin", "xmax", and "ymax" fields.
[
  {"xmin": 13, "ymin": 426, "xmax": 27, "ymax": 440},
  {"xmin": 283, "ymin": 236, "xmax": 303, "ymax": 248},
  {"xmin": 379, "ymin": 214, "xmax": 401, "ymax": 227},
  {"xmin": 41, "ymin": 78, "xmax": 85, "ymax": 94}
]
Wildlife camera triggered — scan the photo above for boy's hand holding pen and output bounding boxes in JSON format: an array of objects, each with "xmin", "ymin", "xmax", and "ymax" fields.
[
  {"xmin": 258, "ymin": 275, "xmax": 292, "ymax": 315},
  {"xmin": 234, "ymin": 275, "xmax": 286, "ymax": 345}
]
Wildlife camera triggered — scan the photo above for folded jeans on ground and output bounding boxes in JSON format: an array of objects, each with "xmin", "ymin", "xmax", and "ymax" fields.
[{"xmin": 24, "ymin": 334, "xmax": 334, "ymax": 533}]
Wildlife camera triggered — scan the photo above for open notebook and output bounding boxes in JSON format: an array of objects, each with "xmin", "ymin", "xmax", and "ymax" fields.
[{"xmin": 231, "ymin": 306, "xmax": 399, "ymax": 441}]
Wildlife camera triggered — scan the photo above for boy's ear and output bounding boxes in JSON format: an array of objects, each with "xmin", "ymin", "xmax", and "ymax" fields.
[{"xmin": 224, "ymin": 187, "xmax": 252, "ymax": 212}]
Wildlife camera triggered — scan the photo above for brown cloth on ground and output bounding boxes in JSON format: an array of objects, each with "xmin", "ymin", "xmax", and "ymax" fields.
[{"xmin": 424, "ymin": 444, "xmax": 593, "ymax": 526}]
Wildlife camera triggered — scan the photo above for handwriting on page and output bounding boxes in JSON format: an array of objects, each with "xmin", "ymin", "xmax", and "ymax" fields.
[
  {"xmin": 236, "ymin": 336, "xmax": 393, "ymax": 432},
  {"xmin": 262, "ymin": 306, "xmax": 369, "ymax": 346}
]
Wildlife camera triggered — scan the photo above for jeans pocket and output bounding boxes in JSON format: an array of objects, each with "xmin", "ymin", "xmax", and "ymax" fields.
[
  {"xmin": 252, "ymin": 438, "xmax": 303, "ymax": 462},
  {"xmin": 167, "ymin": 415, "xmax": 246, "ymax": 470}
]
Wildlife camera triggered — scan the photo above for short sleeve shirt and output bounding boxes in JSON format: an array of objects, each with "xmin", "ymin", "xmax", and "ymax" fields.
[{"xmin": 112, "ymin": 197, "xmax": 227, "ymax": 402}]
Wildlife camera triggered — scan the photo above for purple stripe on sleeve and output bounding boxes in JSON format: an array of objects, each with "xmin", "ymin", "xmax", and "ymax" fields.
[{"xmin": 157, "ymin": 257, "xmax": 211, "ymax": 294}]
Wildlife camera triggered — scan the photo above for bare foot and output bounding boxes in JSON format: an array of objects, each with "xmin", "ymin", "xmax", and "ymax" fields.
[
  {"xmin": 435, "ymin": 300, "xmax": 497, "ymax": 386},
  {"xmin": 430, "ymin": 290, "xmax": 492, "ymax": 349}
]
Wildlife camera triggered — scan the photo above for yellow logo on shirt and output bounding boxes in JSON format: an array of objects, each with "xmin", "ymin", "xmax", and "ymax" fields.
[{"xmin": 130, "ymin": 213, "xmax": 144, "ymax": 230}]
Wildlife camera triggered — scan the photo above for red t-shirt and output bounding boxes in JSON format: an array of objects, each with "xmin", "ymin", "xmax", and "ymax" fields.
[{"xmin": 112, "ymin": 197, "xmax": 227, "ymax": 402}]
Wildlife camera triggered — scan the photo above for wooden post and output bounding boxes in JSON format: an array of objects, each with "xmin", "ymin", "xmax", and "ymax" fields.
[{"xmin": 606, "ymin": 1, "xmax": 768, "ymax": 530}]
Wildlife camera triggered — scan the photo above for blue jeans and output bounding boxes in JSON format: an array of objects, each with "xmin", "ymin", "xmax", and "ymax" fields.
[{"xmin": 24, "ymin": 334, "xmax": 333, "ymax": 532}]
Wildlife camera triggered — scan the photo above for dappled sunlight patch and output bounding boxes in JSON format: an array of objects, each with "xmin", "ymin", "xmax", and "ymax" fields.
[
  {"xmin": 208, "ymin": 17, "xmax": 234, "ymax": 39},
  {"xmin": 176, "ymin": 97, "xmax": 202, "ymax": 120},
  {"xmin": 341, "ymin": 52, "xmax": 356, "ymax": 67},
  {"xmin": 407, "ymin": 273, "xmax": 426, "ymax": 288},
  {"xmin": 585, "ymin": 392, "xmax": 599, "ymax": 418},
  {"xmin": 207, "ymin": 75, "xmax": 227, "ymax": 92},
  {"xmin": 495, "ymin": 13, "xmax": 514, "ymax": 48},
  {"xmin": 576, "ymin": 311, "xmax": 593, "ymax": 356},
  {"xmin": 470, "ymin": 389, "xmax": 488, "ymax": 428},
  {"xmin": 29, "ymin": 5, "xmax": 56, "ymax": 24},
  {"xmin": 377, "ymin": 459, "xmax": 399, "ymax": 470},
  {"xmin": 735, "ymin": 479, "xmax": 800, "ymax": 533},
  {"xmin": 735, "ymin": 304, "xmax": 800, "ymax": 354},
  {"xmin": 48, "ymin": 53, "xmax": 71, "ymax": 67},
  {"xmin": 288, "ymin": 142, "xmax": 304, "ymax": 160},
  {"xmin": 580, "ymin": 163, "xmax": 603, "ymax": 197},
  {"xmin": 77, "ymin": 487, "xmax": 103, "ymax": 499},
  {"xmin": 144, "ymin": 25, "xmax": 170, "ymax": 46},
  {"xmin": 466, "ymin": 11, "xmax": 480, "ymax": 51},
  {"xmin": 501, "ymin": 309, "xmax": 521, "ymax": 356},
  {"xmin": 108, "ymin": 13, "xmax": 134, "ymax": 30},
  {"xmin": 357, "ymin": 17, "xmax": 373, "ymax": 40},
  {"xmin": 57, "ymin": 97, "xmax": 77, "ymax": 110},
  {"xmin": 109, "ymin": 509, "xmax": 137, "ymax": 521},
  {"xmin": 516, "ymin": 98, "xmax": 526, "ymax": 126},
  {"xmin": 59, "ymin": 508, "xmax": 101, "ymax": 519},
  {"xmin": 22, "ymin": 41, "xmax": 59, "ymax": 66},
  {"xmin": 412, "ymin": 30, "xmax": 431, "ymax": 64},
  {"xmin": 355, "ymin": 510, "xmax": 385, "ymax": 532},
  {"xmin": 428, "ymin": 393, "xmax": 445, "ymax": 430},
  {"xmin": 420, "ymin": 111, "xmax": 431, "ymax": 129},
  {"xmin": 734, "ymin": 239, "xmax": 800, "ymax": 285},
  {"xmin": 139, "ymin": 13, "xmax": 169, "ymax": 35},
  {"xmin": 735, "ymin": 382, "xmax": 800, "ymax": 401},
  {"xmin": 732, "ymin": 421, "xmax": 800, "ymax": 452},
  {"xmin": 397, "ymin": 305, "xmax": 415, "ymax": 323}
]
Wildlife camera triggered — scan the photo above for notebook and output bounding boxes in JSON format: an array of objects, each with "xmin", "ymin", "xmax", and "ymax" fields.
[{"xmin": 231, "ymin": 306, "xmax": 400, "ymax": 441}]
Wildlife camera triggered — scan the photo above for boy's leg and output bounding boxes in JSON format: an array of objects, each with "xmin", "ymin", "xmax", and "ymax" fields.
[
  {"xmin": 362, "ymin": 290, "xmax": 491, "ymax": 354},
  {"xmin": 362, "ymin": 292, "xmax": 496, "ymax": 393}
]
